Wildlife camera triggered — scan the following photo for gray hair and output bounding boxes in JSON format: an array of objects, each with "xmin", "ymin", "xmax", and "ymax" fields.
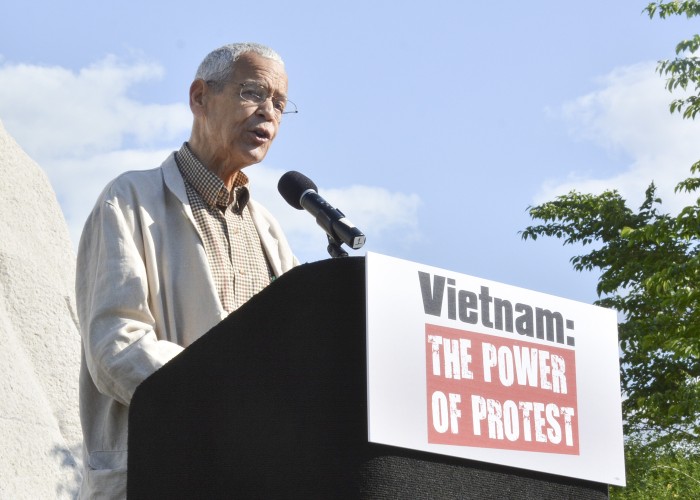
[{"xmin": 195, "ymin": 42, "xmax": 284, "ymax": 91}]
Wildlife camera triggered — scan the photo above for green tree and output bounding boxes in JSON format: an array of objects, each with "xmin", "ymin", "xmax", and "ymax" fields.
[
  {"xmin": 522, "ymin": 185, "xmax": 699, "ymax": 448},
  {"xmin": 612, "ymin": 437, "xmax": 700, "ymax": 499},
  {"xmin": 521, "ymin": 1, "xmax": 700, "ymax": 495}
]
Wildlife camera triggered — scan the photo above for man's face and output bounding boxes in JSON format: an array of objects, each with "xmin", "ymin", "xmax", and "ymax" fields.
[{"xmin": 196, "ymin": 52, "xmax": 288, "ymax": 171}]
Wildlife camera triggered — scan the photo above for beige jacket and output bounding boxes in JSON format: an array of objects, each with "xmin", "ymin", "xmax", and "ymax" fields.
[{"xmin": 75, "ymin": 154, "xmax": 298, "ymax": 499}]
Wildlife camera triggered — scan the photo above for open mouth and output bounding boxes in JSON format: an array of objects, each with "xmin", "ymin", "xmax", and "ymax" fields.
[{"xmin": 251, "ymin": 128, "xmax": 271, "ymax": 140}]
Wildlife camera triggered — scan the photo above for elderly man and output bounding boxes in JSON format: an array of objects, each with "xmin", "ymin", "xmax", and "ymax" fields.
[{"xmin": 75, "ymin": 42, "xmax": 298, "ymax": 498}]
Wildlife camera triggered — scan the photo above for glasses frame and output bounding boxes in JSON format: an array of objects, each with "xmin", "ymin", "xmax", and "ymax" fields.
[
  {"xmin": 236, "ymin": 81, "xmax": 298, "ymax": 117},
  {"xmin": 204, "ymin": 79, "xmax": 299, "ymax": 118}
]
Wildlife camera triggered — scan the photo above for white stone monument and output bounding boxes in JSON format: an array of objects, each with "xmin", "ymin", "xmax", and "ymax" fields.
[{"xmin": 0, "ymin": 119, "xmax": 82, "ymax": 498}]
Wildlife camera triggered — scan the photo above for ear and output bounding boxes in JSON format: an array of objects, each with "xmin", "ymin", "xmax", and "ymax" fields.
[{"xmin": 189, "ymin": 79, "xmax": 207, "ymax": 116}]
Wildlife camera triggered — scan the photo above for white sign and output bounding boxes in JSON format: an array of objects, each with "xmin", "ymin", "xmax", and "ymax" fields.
[{"xmin": 366, "ymin": 252, "xmax": 625, "ymax": 486}]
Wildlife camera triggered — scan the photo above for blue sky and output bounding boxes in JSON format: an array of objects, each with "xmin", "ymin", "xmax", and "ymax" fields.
[{"xmin": 1, "ymin": 1, "xmax": 699, "ymax": 304}]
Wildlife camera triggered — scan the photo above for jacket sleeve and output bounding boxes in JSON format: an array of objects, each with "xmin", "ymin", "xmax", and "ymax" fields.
[{"xmin": 76, "ymin": 194, "xmax": 184, "ymax": 407}]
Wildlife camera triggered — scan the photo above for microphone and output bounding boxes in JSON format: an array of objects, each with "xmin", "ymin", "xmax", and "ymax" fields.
[{"xmin": 278, "ymin": 171, "xmax": 366, "ymax": 250}]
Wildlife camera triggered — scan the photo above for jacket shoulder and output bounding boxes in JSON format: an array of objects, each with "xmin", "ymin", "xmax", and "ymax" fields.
[{"xmin": 99, "ymin": 154, "xmax": 178, "ymax": 203}]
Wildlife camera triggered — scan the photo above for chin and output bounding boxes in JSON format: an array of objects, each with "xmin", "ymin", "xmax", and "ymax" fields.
[{"xmin": 247, "ymin": 148, "xmax": 270, "ymax": 165}]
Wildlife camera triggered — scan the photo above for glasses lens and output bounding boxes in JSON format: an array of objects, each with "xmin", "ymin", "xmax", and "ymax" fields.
[
  {"xmin": 240, "ymin": 83, "xmax": 266, "ymax": 104},
  {"xmin": 272, "ymin": 98, "xmax": 287, "ymax": 114}
]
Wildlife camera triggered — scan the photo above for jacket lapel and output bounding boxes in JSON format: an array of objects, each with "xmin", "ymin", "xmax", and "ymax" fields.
[{"xmin": 248, "ymin": 201, "xmax": 282, "ymax": 278}]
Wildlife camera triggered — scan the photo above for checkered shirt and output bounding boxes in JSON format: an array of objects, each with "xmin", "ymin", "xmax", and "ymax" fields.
[{"xmin": 175, "ymin": 143, "xmax": 272, "ymax": 313}]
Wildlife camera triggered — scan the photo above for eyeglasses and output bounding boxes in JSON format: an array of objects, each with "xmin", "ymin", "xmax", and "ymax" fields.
[{"xmin": 237, "ymin": 81, "xmax": 298, "ymax": 118}]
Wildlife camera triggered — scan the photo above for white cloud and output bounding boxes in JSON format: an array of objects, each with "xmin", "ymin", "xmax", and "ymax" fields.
[
  {"xmin": 247, "ymin": 167, "xmax": 422, "ymax": 262},
  {"xmin": 0, "ymin": 56, "xmax": 421, "ymax": 259},
  {"xmin": 323, "ymin": 185, "xmax": 421, "ymax": 236},
  {"xmin": 0, "ymin": 56, "xmax": 190, "ymax": 161},
  {"xmin": 539, "ymin": 61, "xmax": 700, "ymax": 214},
  {"xmin": 0, "ymin": 55, "xmax": 193, "ymax": 246}
]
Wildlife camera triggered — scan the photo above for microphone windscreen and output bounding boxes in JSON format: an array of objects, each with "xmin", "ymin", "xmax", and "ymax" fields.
[{"xmin": 278, "ymin": 171, "xmax": 318, "ymax": 210}]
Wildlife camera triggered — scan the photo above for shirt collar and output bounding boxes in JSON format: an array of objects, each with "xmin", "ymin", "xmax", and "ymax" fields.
[{"xmin": 175, "ymin": 142, "xmax": 250, "ymax": 212}]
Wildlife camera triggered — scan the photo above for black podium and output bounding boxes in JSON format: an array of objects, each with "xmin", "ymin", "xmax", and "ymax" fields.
[{"xmin": 128, "ymin": 257, "xmax": 608, "ymax": 499}]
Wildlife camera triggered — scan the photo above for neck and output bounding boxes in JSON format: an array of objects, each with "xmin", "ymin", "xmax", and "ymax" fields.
[{"xmin": 187, "ymin": 139, "xmax": 240, "ymax": 190}]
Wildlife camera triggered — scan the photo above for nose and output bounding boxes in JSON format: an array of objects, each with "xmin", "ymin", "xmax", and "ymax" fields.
[{"xmin": 256, "ymin": 98, "xmax": 278, "ymax": 121}]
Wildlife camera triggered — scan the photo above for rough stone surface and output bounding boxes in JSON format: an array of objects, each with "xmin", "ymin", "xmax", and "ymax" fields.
[{"xmin": 0, "ymin": 119, "xmax": 82, "ymax": 499}]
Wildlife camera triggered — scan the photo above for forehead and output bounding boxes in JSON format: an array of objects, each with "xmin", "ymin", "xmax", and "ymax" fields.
[{"xmin": 232, "ymin": 52, "xmax": 288, "ymax": 93}]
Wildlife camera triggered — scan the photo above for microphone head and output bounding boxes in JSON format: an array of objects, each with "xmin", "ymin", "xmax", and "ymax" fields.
[{"xmin": 278, "ymin": 171, "xmax": 318, "ymax": 210}]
